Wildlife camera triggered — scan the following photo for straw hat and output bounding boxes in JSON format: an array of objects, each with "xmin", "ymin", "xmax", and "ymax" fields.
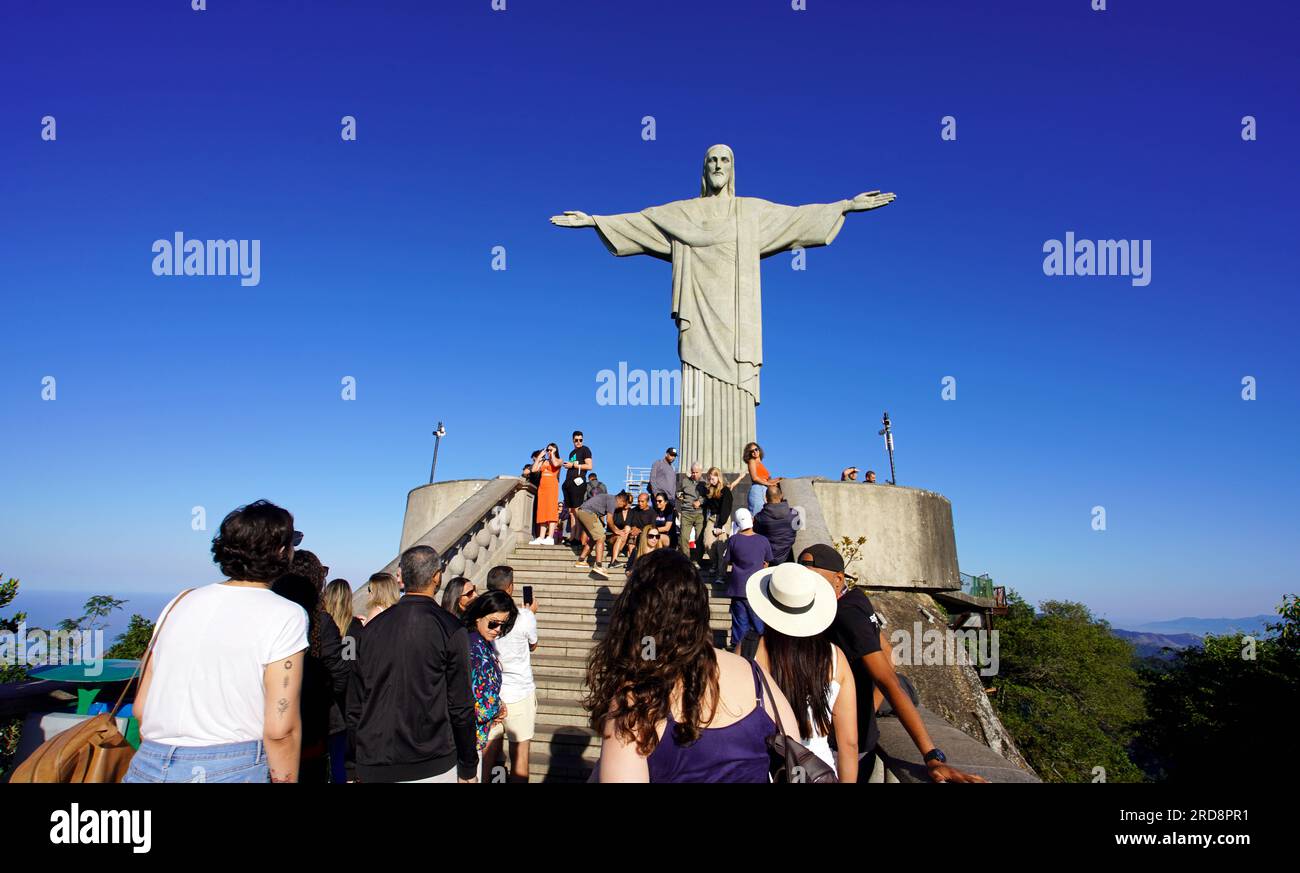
[{"xmin": 745, "ymin": 562, "xmax": 838, "ymax": 637}]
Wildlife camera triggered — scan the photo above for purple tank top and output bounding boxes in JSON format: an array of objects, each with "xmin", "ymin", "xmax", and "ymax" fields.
[{"xmin": 646, "ymin": 660, "xmax": 773, "ymax": 783}]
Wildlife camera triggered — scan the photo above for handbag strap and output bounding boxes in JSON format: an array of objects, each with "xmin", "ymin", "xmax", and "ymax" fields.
[
  {"xmin": 748, "ymin": 658, "xmax": 786, "ymax": 737},
  {"xmin": 107, "ymin": 587, "xmax": 196, "ymax": 718}
]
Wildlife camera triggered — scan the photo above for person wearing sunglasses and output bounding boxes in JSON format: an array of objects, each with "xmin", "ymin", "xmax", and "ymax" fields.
[
  {"xmin": 439, "ymin": 576, "xmax": 477, "ymax": 619},
  {"xmin": 463, "ymin": 589, "xmax": 519, "ymax": 781}
]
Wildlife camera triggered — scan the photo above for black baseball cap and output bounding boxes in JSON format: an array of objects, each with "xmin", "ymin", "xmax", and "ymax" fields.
[
  {"xmin": 798, "ymin": 544, "xmax": 845, "ymax": 573},
  {"xmin": 666, "ymin": 447, "xmax": 677, "ymax": 456}
]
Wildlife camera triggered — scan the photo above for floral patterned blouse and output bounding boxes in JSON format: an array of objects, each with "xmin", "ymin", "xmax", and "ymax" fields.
[{"xmin": 468, "ymin": 631, "xmax": 502, "ymax": 752}]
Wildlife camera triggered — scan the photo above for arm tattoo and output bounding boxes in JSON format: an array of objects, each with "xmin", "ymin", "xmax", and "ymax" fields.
[
  {"xmin": 277, "ymin": 697, "xmax": 289, "ymax": 716},
  {"xmin": 284, "ymin": 660, "xmax": 293, "ymax": 670}
]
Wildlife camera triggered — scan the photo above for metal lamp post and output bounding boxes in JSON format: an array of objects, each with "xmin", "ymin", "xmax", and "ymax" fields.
[
  {"xmin": 878, "ymin": 411, "xmax": 896, "ymax": 485},
  {"xmin": 429, "ymin": 421, "xmax": 446, "ymax": 484}
]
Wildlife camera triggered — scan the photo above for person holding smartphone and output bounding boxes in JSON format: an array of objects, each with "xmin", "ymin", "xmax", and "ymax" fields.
[{"xmin": 530, "ymin": 443, "xmax": 563, "ymax": 544}]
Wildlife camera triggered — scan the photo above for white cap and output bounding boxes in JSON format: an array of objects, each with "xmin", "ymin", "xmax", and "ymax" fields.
[{"xmin": 732, "ymin": 508, "xmax": 754, "ymax": 533}]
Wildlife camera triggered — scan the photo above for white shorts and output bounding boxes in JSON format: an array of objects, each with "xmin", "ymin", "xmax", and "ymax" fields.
[{"xmin": 503, "ymin": 690, "xmax": 537, "ymax": 742}]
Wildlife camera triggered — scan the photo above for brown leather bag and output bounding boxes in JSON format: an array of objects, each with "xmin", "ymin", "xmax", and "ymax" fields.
[{"xmin": 9, "ymin": 588, "xmax": 194, "ymax": 783}]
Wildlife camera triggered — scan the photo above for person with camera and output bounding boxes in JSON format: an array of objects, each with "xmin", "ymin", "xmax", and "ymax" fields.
[{"xmin": 530, "ymin": 443, "xmax": 563, "ymax": 545}]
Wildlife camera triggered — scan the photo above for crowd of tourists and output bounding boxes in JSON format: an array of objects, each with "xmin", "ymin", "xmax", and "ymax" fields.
[{"xmin": 119, "ymin": 435, "xmax": 987, "ymax": 783}]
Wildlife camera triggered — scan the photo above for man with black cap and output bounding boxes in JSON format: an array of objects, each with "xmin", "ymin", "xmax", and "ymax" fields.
[
  {"xmin": 798, "ymin": 543, "xmax": 988, "ymax": 783},
  {"xmin": 650, "ymin": 447, "xmax": 678, "ymax": 510}
]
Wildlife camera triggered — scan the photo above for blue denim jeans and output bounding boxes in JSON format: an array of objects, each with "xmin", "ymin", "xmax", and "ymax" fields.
[
  {"xmin": 730, "ymin": 597, "xmax": 765, "ymax": 649},
  {"xmin": 747, "ymin": 484, "xmax": 767, "ymax": 516},
  {"xmin": 124, "ymin": 739, "xmax": 268, "ymax": 783}
]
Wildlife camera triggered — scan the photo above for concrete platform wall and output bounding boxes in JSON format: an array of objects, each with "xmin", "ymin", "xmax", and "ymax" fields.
[
  {"xmin": 398, "ymin": 479, "xmax": 490, "ymax": 554},
  {"xmin": 811, "ymin": 480, "xmax": 960, "ymax": 591}
]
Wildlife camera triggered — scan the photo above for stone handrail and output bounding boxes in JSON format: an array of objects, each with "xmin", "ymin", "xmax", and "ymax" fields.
[
  {"xmin": 874, "ymin": 703, "xmax": 1041, "ymax": 783},
  {"xmin": 356, "ymin": 476, "xmax": 534, "ymax": 612}
]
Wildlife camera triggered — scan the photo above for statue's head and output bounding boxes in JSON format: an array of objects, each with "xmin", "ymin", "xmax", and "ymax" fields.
[{"xmin": 700, "ymin": 144, "xmax": 735, "ymax": 197}]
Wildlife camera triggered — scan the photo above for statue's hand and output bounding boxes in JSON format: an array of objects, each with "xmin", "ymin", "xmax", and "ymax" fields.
[
  {"xmin": 850, "ymin": 191, "xmax": 896, "ymax": 212},
  {"xmin": 549, "ymin": 210, "xmax": 594, "ymax": 228}
]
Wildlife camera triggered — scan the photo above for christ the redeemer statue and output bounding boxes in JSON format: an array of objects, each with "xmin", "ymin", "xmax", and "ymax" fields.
[{"xmin": 550, "ymin": 144, "xmax": 894, "ymax": 472}]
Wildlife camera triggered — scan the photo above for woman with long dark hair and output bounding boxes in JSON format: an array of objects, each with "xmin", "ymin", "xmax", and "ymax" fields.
[
  {"xmin": 439, "ymin": 576, "xmax": 477, "ymax": 619},
  {"xmin": 735, "ymin": 441, "xmax": 780, "ymax": 516},
  {"xmin": 584, "ymin": 549, "xmax": 801, "ymax": 782},
  {"xmin": 463, "ymin": 589, "xmax": 518, "ymax": 780},
  {"xmin": 272, "ymin": 550, "xmax": 351, "ymax": 783},
  {"xmin": 747, "ymin": 563, "xmax": 858, "ymax": 780}
]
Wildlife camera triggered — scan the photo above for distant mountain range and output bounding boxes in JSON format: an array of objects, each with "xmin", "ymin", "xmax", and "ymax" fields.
[
  {"xmin": 1124, "ymin": 615, "xmax": 1274, "ymax": 637},
  {"xmin": 1111, "ymin": 629, "xmax": 1204, "ymax": 659},
  {"xmin": 1110, "ymin": 615, "xmax": 1275, "ymax": 660}
]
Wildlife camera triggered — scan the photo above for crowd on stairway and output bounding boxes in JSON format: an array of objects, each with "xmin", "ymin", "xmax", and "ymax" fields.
[{"xmin": 107, "ymin": 433, "xmax": 987, "ymax": 783}]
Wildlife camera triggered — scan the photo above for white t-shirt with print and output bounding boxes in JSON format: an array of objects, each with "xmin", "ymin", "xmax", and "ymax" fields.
[
  {"xmin": 139, "ymin": 582, "xmax": 309, "ymax": 747},
  {"xmin": 494, "ymin": 607, "xmax": 538, "ymax": 704}
]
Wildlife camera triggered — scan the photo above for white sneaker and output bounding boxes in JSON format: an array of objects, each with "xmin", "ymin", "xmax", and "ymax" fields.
[
  {"xmin": 544, "ymin": 537, "xmax": 556, "ymax": 545},
  {"xmin": 529, "ymin": 537, "xmax": 544, "ymax": 545}
]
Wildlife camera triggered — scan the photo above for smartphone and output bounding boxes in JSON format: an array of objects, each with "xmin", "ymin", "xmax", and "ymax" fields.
[{"xmin": 523, "ymin": 585, "xmax": 534, "ymax": 606}]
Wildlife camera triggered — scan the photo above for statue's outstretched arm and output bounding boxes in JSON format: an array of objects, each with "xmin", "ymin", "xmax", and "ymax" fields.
[
  {"xmin": 847, "ymin": 191, "xmax": 896, "ymax": 212},
  {"xmin": 549, "ymin": 210, "xmax": 595, "ymax": 228}
]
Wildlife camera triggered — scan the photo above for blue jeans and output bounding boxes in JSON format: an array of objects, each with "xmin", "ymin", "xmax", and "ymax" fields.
[
  {"xmin": 747, "ymin": 484, "xmax": 767, "ymax": 516},
  {"xmin": 730, "ymin": 597, "xmax": 765, "ymax": 648},
  {"xmin": 124, "ymin": 738, "xmax": 268, "ymax": 783}
]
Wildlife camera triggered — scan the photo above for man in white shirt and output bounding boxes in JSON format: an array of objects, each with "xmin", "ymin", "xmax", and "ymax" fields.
[{"xmin": 485, "ymin": 565, "xmax": 539, "ymax": 783}]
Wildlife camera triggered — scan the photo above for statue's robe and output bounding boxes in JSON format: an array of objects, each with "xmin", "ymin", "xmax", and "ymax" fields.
[{"xmin": 593, "ymin": 195, "xmax": 849, "ymax": 471}]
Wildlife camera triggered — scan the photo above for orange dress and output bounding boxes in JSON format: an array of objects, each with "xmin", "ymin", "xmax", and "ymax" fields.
[{"xmin": 536, "ymin": 461, "xmax": 561, "ymax": 524}]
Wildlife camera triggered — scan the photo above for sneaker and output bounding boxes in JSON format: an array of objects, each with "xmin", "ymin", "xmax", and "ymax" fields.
[
  {"xmin": 544, "ymin": 537, "xmax": 556, "ymax": 545},
  {"xmin": 574, "ymin": 561, "xmax": 590, "ymax": 569},
  {"xmin": 592, "ymin": 565, "xmax": 610, "ymax": 580}
]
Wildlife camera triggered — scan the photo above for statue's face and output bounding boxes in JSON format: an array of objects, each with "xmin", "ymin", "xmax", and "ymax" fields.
[{"xmin": 704, "ymin": 147, "xmax": 731, "ymax": 193}]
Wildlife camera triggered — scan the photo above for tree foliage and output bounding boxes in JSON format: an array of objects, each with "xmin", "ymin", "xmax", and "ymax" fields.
[
  {"xmin": 1134, "ymin": 594, "xmax": 1297, "ymax": 781},
  {"xmin": 989, "ymin": 591, "xmax": 1146, "ymax": 782},
  {"xmin": 106, "ymin": 614, "xmax": 155, "ymax": 660}
]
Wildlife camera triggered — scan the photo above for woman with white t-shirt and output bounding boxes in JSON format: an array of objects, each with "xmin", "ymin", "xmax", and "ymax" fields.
[
  {"xmin": 125, "ymin": 500, "xmax": 311, "ymax": 783},
  {"xmin": 748, "ymin": 562, "xmax": 860, "ymax": 781}
]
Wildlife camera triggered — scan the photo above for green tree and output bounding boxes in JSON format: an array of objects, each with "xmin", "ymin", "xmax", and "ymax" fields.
[
  {"xmin": 1135, "ymin": 594, "xmax": 1297, "ymax": 781},
  {"xmin": 0, "ymin": 573, "xmax": 28, "ymax": 775},
  {"xmin": 989, "ymin": 591, "xmax": 1146, "ymax": 782},
  {"xmin": 59, "ymin": 594, "xmax": 126, "ymax": 633},
  {"xmin": 105, "ymin": 614, "xmax": 155, "ymax": 660}
]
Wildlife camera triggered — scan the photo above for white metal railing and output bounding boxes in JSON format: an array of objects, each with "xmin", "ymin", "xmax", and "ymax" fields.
[{"xmin": 625, "ymin": 466, "xmax": 651, "ymax": 494}]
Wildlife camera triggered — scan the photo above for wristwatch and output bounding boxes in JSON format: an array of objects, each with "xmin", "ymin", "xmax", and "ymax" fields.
[{"xmin": 923, "ymin": 748, "xmax": 947, "ymax": 765}]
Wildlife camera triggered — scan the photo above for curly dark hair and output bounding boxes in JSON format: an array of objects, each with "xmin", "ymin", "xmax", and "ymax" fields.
[
  {"xmin": 272, "ymin": 550, "xmax": 328, "ymax": 657},
  {"xmin": 583, "ymin": 549, "xmax": 718, "ymax": 755},
  {"xmin": 211, "ymin": 500, "xmax": 295, "ymax": 584}
]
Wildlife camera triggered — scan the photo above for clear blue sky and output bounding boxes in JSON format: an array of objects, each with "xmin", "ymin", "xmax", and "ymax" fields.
[{"xmin": 1, "ymin": 0, "xmax": 1296, "ymax": 628}]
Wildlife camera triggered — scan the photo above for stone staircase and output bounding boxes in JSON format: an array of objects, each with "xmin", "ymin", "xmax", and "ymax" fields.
[{"xmin": 506, "ymin": 542, "xmax": 732, "ymax": 782}]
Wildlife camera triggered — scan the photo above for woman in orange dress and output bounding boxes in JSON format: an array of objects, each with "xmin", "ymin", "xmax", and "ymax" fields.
[{"xmin": 531, "ymin": 443, "xmax": 563, "ymax": 544}]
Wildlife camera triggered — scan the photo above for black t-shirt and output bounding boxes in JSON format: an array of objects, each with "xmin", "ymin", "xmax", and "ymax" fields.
[
  {"xmin": 827, "ymin": 588, "xmax": 884, "ymax": 756},
  {"xmin": 627, "ymin": 507, "xmax": 657, "ymax": 529},
  {"xmin": 565, "ymin": 445, "xmax": 592, "ymax": 484}
]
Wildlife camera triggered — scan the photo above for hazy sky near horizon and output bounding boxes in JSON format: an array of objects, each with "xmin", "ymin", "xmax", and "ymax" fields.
[{"xmin": 1, "ymin": 0, "xmax": 1296, "ymax": 628}]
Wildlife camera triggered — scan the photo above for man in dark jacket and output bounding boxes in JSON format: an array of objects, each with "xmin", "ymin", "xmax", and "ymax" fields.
[
  {"xmin": 753, "ymin": 483, "xmax": 797, "ymax": 564},
  {"xmin": 346, "ymin": 545, "xmax": 478, "ymax": 783}
]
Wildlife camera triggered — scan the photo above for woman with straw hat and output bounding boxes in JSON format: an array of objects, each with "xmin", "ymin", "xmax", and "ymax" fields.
[{"xmin": 746, "ymin": 562, "xmax": 859, "ymax": 780}]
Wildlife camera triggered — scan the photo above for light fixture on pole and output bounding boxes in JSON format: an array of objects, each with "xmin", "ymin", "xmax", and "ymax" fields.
[
  {"xmin": 429, "ymin": 421, "xmax": 446, "ymax": 484},
  {"xmin": 878, "ymin": 411, "xmax": 896, "ymax": 485}
]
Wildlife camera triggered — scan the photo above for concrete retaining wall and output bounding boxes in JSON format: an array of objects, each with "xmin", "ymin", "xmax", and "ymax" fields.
[
  {"xmin": 811, "ymin": 480, "xmax": 960, "ymax": 591},
  {"xmin": 398, "ymin": 479, "xmax": 490, "ymax": 554}
]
